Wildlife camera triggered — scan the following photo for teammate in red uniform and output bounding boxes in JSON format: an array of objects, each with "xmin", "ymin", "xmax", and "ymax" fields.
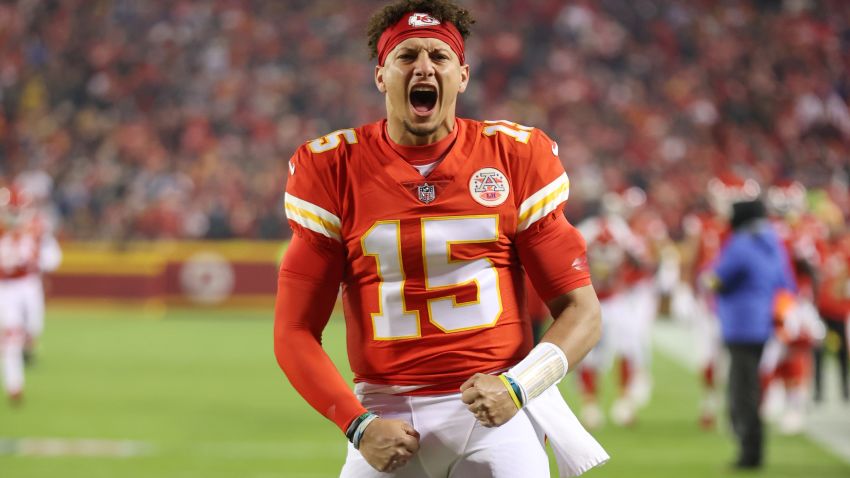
[
  {"xmin": 273, "ymin": 1, "xmax": 607, "ymax": 476},
  {"xmin": 815, "ymin": 230, "xmax": 850, "ymax": 403},
  {"xmin": 575, "ymin": 189, "xmax": 654, "ymax": 428},
  {"xmin": 0, "ymin": 186, "xmax": 61, "ymax": 405},
  {"xmin": 760, "ymin": 181, "xmax": 826, "ymax": 433}
]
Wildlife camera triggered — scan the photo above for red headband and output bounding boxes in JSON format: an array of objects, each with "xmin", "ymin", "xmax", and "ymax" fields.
[{"xmin": 377, "ymin": 12, "xmax": 465, "ymax": 66}]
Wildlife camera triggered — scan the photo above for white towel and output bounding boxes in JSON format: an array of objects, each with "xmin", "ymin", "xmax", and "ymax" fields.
[{"xmin": 525, "ymin": 386, "xmax": 610, "ymax": 477}]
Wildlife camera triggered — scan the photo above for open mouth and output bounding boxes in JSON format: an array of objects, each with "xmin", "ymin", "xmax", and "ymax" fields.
[{"xmin": 409, "ymin": 86, "xmax": 438, "ymax": 115}]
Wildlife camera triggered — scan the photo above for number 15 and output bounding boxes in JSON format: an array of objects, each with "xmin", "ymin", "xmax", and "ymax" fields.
[{"xmin": 361, "ymin": 215, "xmax": 503, "ymax": 340}]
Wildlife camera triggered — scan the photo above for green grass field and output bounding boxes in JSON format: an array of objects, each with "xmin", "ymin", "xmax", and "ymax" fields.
[{"xmin": 1, "ymin": 306, "xmax": 848, "ymax": 478}]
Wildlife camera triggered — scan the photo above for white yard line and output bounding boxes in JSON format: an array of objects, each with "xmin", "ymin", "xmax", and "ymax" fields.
[
  {"xmin": 653, "ymin": 319, "xmax": 850, "ymax": 464},
  {"xmin": 0, "ymin": 437, "xmax": 152, "ymax": 457},
  {"xmin": 0, "ymin": 436, "xmax": 341, "ymax": 463}
]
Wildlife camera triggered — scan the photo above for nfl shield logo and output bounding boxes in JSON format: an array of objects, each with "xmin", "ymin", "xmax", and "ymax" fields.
[{"xmin": 417, "ymin": 183, "xmax": 436, "ymax": 204}]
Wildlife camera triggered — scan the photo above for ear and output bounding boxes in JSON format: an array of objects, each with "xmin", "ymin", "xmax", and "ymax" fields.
[
  {"xmin": 457, "ymin": 64, "xmax": 470, "ymax": 93},
  {"xmin": 375, "ymin": 65, "xmax": 387, "ymax": 93}
]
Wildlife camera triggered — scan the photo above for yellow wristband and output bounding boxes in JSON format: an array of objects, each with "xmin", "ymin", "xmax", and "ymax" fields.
[{"xmin": 499, "ymin": 374, "xmax": 522, "ymax": 410}]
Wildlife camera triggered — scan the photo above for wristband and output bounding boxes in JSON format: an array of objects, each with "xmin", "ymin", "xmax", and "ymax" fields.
[
  {"xmin": 346, "ymin": 412, "xmax": 379, "ymax": 450},
  {"xmin": 504, "ymin": 342, "xmax": 569, "ymax": 404},
  {"xmin": 498, "ymin": 373, "xmax": 523, "ymax": 409}
]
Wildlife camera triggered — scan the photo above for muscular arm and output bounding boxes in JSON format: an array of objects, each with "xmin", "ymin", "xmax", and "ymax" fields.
[
  {"xmin": 462, "ymin": 213, "xmax": 601, "ymax": 426},
  {"xmin": 274, "ymin": 234, "xmax": 420, "ymax": 472},
  {"xmin": 273, "ymin": 234, "xmax": 366, "ymax": 431},
  {"xmin": 517, "ymin": 212, "xmax": 602, "ymax": 366},
  {"xmin": 542, "ymin": 285, "xmax": 602, "ymax": 368}
]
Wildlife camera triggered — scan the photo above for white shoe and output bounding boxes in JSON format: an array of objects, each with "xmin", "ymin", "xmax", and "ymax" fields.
[
  {"xmin": 779, "ymin": 410, "xmax": 805, "ymax": 435},
  {"xmin": 581, "ymin": 403, "xmax": 605, "ymax": 430},
  {"xmin": 610, "ymin": 398, "xmax": 636, "ymax": 427},
  {"xmin": 629, "ymin": 374, "xmax": 653, "ymax": 408},
  {"xmin": 761, "ymin": 383, "xmax": 785, "ymax": 423}
]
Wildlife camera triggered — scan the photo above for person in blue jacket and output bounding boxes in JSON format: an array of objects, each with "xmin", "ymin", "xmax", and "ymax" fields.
[{"xmin": 704, "ymin": 198, "xmax": 795, "ymax": 469}]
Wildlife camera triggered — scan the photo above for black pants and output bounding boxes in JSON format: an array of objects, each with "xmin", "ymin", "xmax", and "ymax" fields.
[
  {"xmin": 813, "ymin": 318, "xmax": 849, "ymax": 402},
  {"xmin": 727, "ymin": 342, "xmax": 765, "ymax": 467}
]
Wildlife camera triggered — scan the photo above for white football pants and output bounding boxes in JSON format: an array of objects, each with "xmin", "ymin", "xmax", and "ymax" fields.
[
  {"xmin": 0, "ymin": 276, "xmax": 42, "ymax": 395},
  {"xmin": 340, "ymin": 390, "xmax": 549, "ymax": 478}
]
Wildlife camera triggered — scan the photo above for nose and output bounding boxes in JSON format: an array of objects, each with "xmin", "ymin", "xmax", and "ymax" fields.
[{"xmin": 412, "ymin": 51, "xmax": 435, "ymax": 78}]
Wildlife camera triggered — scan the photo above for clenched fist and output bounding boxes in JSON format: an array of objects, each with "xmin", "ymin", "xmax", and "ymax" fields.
[
  {"xmin": 460, "ymin": 373, "xmax": 520, "ymax": 427},
  {"xmin": 358, "ymin": 418, "xmax": 420, "ymax": 472}
]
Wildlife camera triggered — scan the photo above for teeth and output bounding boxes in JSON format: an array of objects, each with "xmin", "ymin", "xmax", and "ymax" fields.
[{"xmin": 412, "ymin": 86, "xmax": 436, "ymax": 92}]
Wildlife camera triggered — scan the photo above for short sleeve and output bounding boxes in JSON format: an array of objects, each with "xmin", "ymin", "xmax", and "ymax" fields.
[
  {"xmin": 284, "ymin": 144, "xmax": 342, "ymax": 245},
  {"xmin": 513, "ymin": 129, "xmax": 570, "ymax": 233}
]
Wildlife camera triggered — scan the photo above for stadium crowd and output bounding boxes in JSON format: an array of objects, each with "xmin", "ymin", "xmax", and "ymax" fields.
[{"xmin": 0, "ymin": 0, "xmax": 848, "ymax": 240}]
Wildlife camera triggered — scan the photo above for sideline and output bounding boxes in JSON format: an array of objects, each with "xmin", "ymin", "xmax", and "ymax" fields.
[{"xmin": 652, "ymin": 319, "xmax": 850, "ymax": 464}]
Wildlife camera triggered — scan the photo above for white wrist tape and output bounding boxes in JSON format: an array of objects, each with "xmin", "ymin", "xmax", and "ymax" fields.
[{"xmin": 505, "ymin": 342, "xmax": 569, "ymax": 404}]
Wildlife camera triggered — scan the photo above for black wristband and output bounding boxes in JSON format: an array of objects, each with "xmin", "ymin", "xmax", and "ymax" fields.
[{"xmin": 345, "ymin": 412, "xmax": 372, "ymax": 442}]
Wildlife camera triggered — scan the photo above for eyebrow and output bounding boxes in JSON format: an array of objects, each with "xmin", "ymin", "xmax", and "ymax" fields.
[{"xmin": 397, "ymin": 46, "xmax": 452, "ymax": 55}]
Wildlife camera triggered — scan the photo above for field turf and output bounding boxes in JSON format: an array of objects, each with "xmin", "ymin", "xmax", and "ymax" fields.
[{"xmin": 1, "ymin": 306, "xmax": 848, "ymax": 477}]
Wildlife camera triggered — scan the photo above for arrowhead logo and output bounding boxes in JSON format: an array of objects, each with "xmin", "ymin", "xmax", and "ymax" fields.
[{"xmin": 409, "ymin": 13, "xmax": 441, "ymax": 27}]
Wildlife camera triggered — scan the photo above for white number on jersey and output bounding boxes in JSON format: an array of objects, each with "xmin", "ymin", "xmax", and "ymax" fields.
[
  {"xmin": 307, "ymin": 129, "xmax": 358, "ymax": 153},
  {"xmin": 482, "ymin": 120, "xmax": 533, "ymax": 143},
  {"xmin": 361, "ymin": 215, "xmax": 502, "ymax": 340}
]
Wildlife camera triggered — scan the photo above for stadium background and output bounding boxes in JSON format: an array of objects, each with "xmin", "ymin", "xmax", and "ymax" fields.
[{"xmin": 1, "ymin": 0, "xmax": 849, "ymax": 477}]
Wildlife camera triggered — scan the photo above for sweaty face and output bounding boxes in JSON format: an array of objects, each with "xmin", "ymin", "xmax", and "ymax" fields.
[{"xmin": 376, "ymin": 37, "xmax": 469, "ymax": 144}]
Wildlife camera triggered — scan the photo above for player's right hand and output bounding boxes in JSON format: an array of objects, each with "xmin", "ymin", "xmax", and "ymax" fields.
[{"xmin": 358, "ymin": 418, "xmax": 420, "ymax": 473}]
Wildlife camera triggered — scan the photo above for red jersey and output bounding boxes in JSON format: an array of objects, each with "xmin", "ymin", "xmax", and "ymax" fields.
[
  {"xmin": 284, "ymin": 118, "xmax": 588, "ymax": 390},
  {"xmin": 789, "ymin": 214, "xmax": 829, "ymax": 298},
  {"xmin": 0, "ymin": 215, "xmax": 44, "ymax": 279},
  {"xmin": 817, "ymin": 233, "xmax": 850, "ymax": 323},
  {"xmin": 578, "ymin": 215, "xmax": 643, "ymax": 299},
  {"xmin": 770, "ymin": 216, "xmax": 800, "ymax": 290},
  {"xmin": 627, "ymin": 206, "xmax": 666, "ymax": 283},
  {"xmin": 683, "ymin": 212, "xmax": 729, "ymax": 287}
]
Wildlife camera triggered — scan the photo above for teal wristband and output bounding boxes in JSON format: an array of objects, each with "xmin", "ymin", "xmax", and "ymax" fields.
[{"xmin": 503, "ymin": 374, "xmax": 525, "ymax": 407}]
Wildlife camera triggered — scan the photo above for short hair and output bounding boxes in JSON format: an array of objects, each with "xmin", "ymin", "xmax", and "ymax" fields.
[{"xmin": 366, "ymin": 0, "xmax": 475, "ymax": 60}]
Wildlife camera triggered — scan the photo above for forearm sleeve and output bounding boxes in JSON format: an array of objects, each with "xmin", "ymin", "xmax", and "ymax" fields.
[{"xmin": 273, "ymin": 234, "xmax": 367, "ymax": 432}]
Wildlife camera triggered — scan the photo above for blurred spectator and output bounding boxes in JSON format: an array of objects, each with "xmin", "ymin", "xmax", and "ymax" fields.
[{"xmin": 0, "ymin": 0, "xmax": 847, "ymax": 240}]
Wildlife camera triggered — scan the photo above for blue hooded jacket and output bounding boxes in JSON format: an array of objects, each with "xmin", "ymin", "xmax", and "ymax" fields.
[{"xmin": 713, "ymin": 220, "xmax": 795, "ymax": 344}]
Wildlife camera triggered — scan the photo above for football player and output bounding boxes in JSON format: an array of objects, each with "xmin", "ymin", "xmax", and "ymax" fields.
[
  {"xmin": 816, "ymin": 229, "xmax": 850, "ymax": 403},
  {"xmin": 0, "ymin": 186, "xmax": 61, "ymax": 405},
  {"xmin": 760, "ymin": 180, "xmax": 826, "ymax": 433},
  {"xmin": 273, "ymin": 1, "xmax": 608, "ymax": 476},
  {"xmin": 575, "ymin": 190, "xmax": 652, "ymax": 428}
]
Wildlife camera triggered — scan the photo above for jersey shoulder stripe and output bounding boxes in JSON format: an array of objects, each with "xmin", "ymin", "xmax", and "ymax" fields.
[
  {"xmin": 517, "ymin": 172, "xmax": 570, "ymax": 232},
  {"xmin": 284, "ymin": 192, "xmax": 342, "ymax": 241}
]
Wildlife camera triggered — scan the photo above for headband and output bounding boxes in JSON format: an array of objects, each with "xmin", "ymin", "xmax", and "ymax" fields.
[{"xmin": 377, "ymin": 12, "xmax": 465, "ymax": 66}]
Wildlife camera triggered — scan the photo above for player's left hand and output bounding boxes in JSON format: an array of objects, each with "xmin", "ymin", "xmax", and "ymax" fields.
[{"xmin": 460, "ymin": 373, "xmax": 519, "ymax": 427}]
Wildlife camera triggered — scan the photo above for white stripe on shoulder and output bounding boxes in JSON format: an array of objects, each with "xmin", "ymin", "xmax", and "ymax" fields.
[
  {"xmin": 284, "ymin": 193, "xmax": 342, "ymax": 241},
  {"xmin": 517, "ymin": 173, "xmax": 570, "ymax": 232}
]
